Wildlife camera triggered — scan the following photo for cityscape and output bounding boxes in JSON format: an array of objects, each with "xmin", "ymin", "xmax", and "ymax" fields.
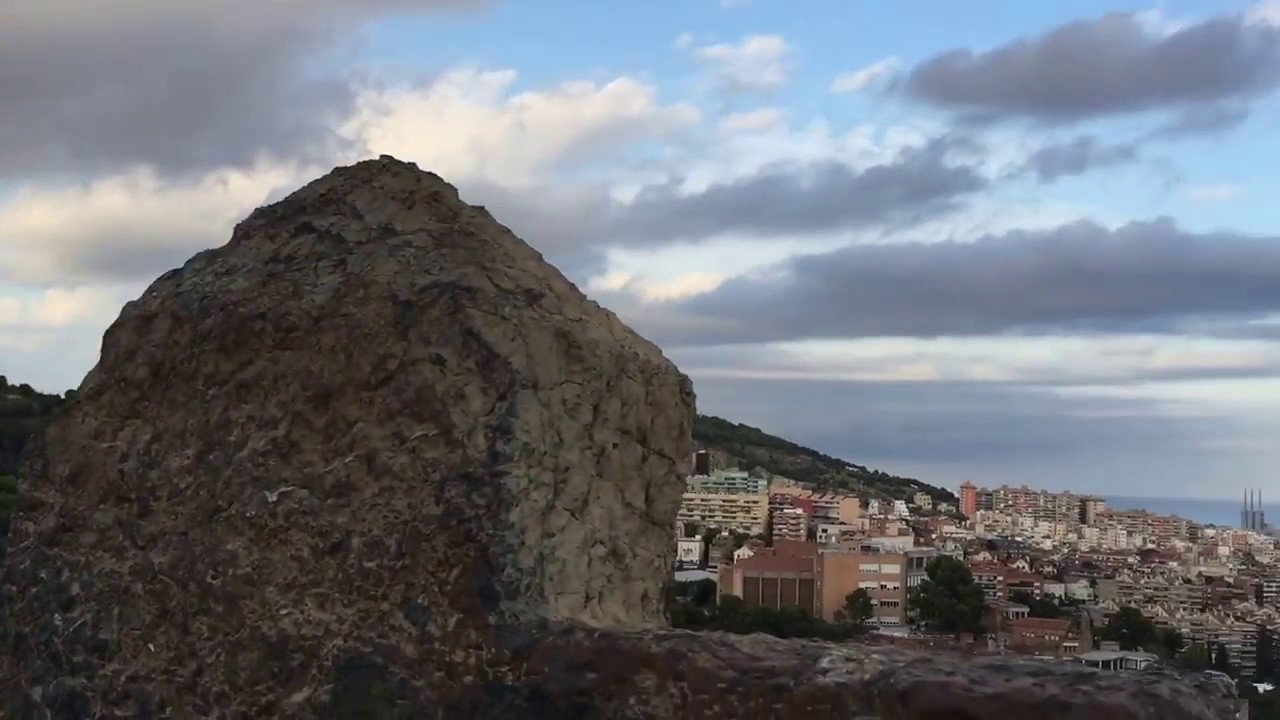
[
  {"xmin": 7, "ymin": 0, "xmax": 1280, "ymax": 715},
  {"xmin": 674, "ymin": 449, "xmax": 1280, "ymax": 683}
]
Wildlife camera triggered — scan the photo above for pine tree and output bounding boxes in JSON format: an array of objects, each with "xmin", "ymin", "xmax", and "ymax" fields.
[{"xmin": 1214, "ymin": 643, "xmax": 1235, "ymax": 677}]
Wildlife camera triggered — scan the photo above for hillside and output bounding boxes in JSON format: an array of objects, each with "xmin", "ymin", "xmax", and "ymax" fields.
[
  {"xmin": 0, "ymin": 377, "xmax": 71, "ymax": 475},
  {"xmin": 693, "ymin": 414, "xmax": 956, "ymax": 503}
]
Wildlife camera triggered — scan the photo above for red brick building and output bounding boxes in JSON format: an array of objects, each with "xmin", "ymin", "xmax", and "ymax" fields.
[{"xmin": 1006, "ymin": 617, "xmax": 1082, "ymax": 656}]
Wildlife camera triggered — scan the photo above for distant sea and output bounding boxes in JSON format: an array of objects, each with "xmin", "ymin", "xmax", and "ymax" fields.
[{"xmin": 1105, "ymin": 495, "xmax": 1258, "ymax": 528}]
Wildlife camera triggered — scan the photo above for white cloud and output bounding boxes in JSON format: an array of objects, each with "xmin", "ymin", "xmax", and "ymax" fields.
[
  {"xmin": 1247, "ymin": 0, "xmax": 1280, "ymax": 27},
  {"xmin": 668, "ymin": 334, "xmax": 1280, "ymax": 388},
  {"xmin": 692, "ymin": 34, "xmax": 791, "ymax": 94},
  {"xmin": 343, "ymin": 69, "xmax": 700, "ymax": 186},
  {"xmin": 588, "ymin": 270, "xmax": 725, "ymax": 301},
  {"xmin": 717, "ymin": 107, "xmax": 786, "ymax": 133},
  {"xmin": 0, "ymin": 161, "xmax": 310, "ymax": 286},
  {"xmin": 1179, "ymin": 183, "xmax": 1246, "ymax": 202},
  {"xmin": 830, "ymin": 57, "xmax": 900, "ymax": 94},
  {"xmin": 1136, "ymin": 4, "xmax": 1193, "ymax": 35},
  {"xmin": 0, "ymin": 286, "xmax": 134, "ymax": 329},
  {"xmin": 0, "ymin": 67, "xmax": 701, "ymax": 287},
  {"xmin": 674, "ymin": 32, "xmax": 696, "ymax": 50},
  {"xmin": 0, "ymin": 63, "xmax": 714, "ymax": 389}
]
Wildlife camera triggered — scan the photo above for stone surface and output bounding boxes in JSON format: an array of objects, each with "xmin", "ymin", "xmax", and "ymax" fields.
[
  {"xmin": 471, "ymin": 627, "xmax": 1241, "ymax": 720},
  {"xmin": 0, "ymin": 156, "xmax": 1242, "ymax": 719},
  {"xmin": 0, "ymin": 156, "xmax": 694, "ymax": 716}
]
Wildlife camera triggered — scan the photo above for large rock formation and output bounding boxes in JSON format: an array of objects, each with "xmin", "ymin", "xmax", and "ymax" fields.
[
  {"xmin": 1, "ymin": 157, "xmax": 1240, "ymax": 719},
  {"xmin": 1, "ymin": 156, "xmax": 694, "ymax": 716}
]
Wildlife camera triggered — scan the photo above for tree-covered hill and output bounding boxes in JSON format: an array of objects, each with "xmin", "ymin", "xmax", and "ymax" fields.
[
  {"xmin": 0, "ymin": 377, "xmax": 73, "ymax": 537},
  {"xmin": 693, "ymin": 414, "xmax": 956, "ymax": 503},
  {"xmin": 0, "ymin": 376, "xmax": 72, "ymax": 475}
]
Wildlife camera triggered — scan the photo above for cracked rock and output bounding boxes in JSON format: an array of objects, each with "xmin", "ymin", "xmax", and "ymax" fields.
[{"xmin": 0, "ymin": 156, "xmax": 694, "ymax": 716}]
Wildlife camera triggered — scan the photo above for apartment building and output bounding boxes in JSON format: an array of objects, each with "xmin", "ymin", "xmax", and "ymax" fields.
[
  {"xmin": 966, "ymin": 562, "xmax": 1047, "ymax": 601},
  {"xmin": 1080, "ymin": 497, "xmax": 1106, "ymax": 527},
  {"xmin": 975, "ymin": 488, "xmax": 995, "ymax": 512},
  {"xmin": 1103, "ymin": 574, "xmax": 1208, "ymax": 614},
  {"xmin": 817, "ymin": 548, "xmax": 908, "ymax": 626},
  {"xmin": 1184, "ymin": 615, "xmax": 1259, "ymax": 680},
  {"xmin": 959, "ymin": 481, "xmax": 978, "ymax": 516},
  {"xmin": 679, "ymin": 470, "xmax": 771, "ymax": 535},
  {"xmin": 1099, "ymin": 509, "xmax": 1199, "ymax": 545},
  {"xmin": 1256, "ymin": 575, "xmax": 1280, "ymax": 608},
  {"xmin": 816, "ymin": 522, "xmax": 864, "ymax": 545},
  {"xmin": 770, "ymin": 507, "xmax": 809, "ymax": 543},
  {"xmin": 913, "ymin": 492, "xmax": 933, "ymax": 510},
  {"xmin": 677, "ymin": 492, "xmax": 769, "ymax": 535},
  {"xmin": 810, "ymin": 493, "xmax": 861, "ymax": 523},
  {"xmin": 989, "ymin": 485, "xmax": 1090, "ymax": 525},
  {"xmin": 687, "ymin": 470, "xmax": 768, "ymax": 495},
  {"xmin": 720, "ymin": 548, "xmax": 818, "ymax": 612},
  {"xmin": 770, "ymin": 493, "xmax": 816, "ymax": 516}
]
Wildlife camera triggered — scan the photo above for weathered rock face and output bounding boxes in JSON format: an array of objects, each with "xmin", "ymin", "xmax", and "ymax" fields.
[
  {"xmin": 1, "ymin": 156, "xmax": 694, "ymax": 716},
  {"xmin": 0, "ymin": 156, "xmax": 1241, "ymax": 719}
]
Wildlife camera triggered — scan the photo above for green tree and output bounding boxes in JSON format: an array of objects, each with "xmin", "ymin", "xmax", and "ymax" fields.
[
  {"xmin": 0, "ymin": 474, "xmax": 17, "ymax": 540},
  {"xmin": 1214, "ymin": 643, "xmax": 1235, "ymax": 677},
  {"xmin": 1248, "ymin": 687, "xmax": 1280, "ymax": 720},
  {"xmin": 840, "ymin": 589, "xmax": 874, "ymax": 629},
  {"xmin": 1098, "ymin": 606, "xmax": 1157, "ymax": 651},
  {"xmin": 682, "ymin": 594, "xmax": 854, "ymax": 642},
  {"xmin": 1259, "ymin": 626, "xmax": 1277, "ymax": 682},
  {"xmin": 908, "ymin": 556, "xmax": 986, "ymax": 634},
  {"xmin": 1175, "ymin": 642, "xmax": 1212, "ymax": 672},
  {"xmin": 667, "ymin": 579, "xmax": 718, "ymax": 609},
  {"xmin": 1157, "ymin": 628, "xmax": 1185, "ymax": 660},
  {"xmin": 1008, "ymin": 589, "xmax": 1063, "ymax": 619}
]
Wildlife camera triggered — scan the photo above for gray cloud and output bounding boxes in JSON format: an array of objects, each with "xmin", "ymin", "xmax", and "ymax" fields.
[
  {"xmin": 692, "ymin": 376, "xmax": 1252, "ymax": 497},
  {"xmin": 637, "ymin": 218, "xmax": 1280, "ymax": 345},
  {"xmin": 1153, "ymin": 104, "xmax": 1252, "ymax": 138},
  {"xmin": 904, "ymin": 12, "xmax": 1280, "ymax": 122},
  {"xmin": 668, "ymin": 342, "xmax": 1280, "ymax": 389},
  {"xmin": 3, "ymin": 175, "xmax": 611, "ymax": 290},
  {"xmin": 612, "ymin": 136, "xmax": 988, "ymax": 244},
  {"xmin": 460, "ymin": 181, "xmax": 612, "ymax": 281},
  {"xmin": 0, "ymin": 0, "xmax": 483, "ymax": 178},
  {"xmin": 1019, "ymin": 136, "xmax": 1139, "ymax": 182}
]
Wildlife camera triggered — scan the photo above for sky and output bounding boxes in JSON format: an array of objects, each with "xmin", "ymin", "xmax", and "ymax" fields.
[{"xmin": 3, "ymin": 0, "xmax": 1280, "ymax": 500}]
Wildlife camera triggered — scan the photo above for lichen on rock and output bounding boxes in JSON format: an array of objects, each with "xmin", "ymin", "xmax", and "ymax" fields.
[{"xmin": 1, "ymin": 156, "xmax": 693, "ymax": 716}]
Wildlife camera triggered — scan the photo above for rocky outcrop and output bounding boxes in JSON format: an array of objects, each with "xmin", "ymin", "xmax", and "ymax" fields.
[
  {"xmin": 0, "ymin": 157, "xmax": 1241, "ymax": 719},
  {"xmin": 456, "ymin": 628, "xmax": 1240, "ymax": 719},
  {"xmin": 1, "ymin": 156, "xmax": 694, "ymax": 716}
]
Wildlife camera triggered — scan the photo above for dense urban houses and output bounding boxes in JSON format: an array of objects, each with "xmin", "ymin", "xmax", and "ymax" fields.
[{"xmin": 675, "ymin": 456, "xmax": 1280, "ymax": 690}]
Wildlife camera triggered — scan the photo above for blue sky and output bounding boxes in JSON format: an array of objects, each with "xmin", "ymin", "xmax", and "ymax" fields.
[
  {"xmin": 358, "ymin": 0, "xmax": 1280, "ymax": 237},
  {"xmin": 4, "ymin": 0, "xmax": 1280, "ymax": 500}
]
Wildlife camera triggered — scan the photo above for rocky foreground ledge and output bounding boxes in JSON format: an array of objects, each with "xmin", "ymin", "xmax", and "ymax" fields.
[
  {"xmin": 0, "ymin": 157, "xmax": 1241, "ymax": 719},
  {"xmin": 442, "ymin": 626, "xmax": 1240, "ymax": 719}
]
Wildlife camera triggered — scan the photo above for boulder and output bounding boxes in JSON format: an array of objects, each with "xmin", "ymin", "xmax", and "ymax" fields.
[
  {"xmin": 0, "ymin": 157, "xmax": 1241, "ymax": 719},
  {"xmin": 1, "ymin": 156, "xmax": 694, "ymax": 716}
]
